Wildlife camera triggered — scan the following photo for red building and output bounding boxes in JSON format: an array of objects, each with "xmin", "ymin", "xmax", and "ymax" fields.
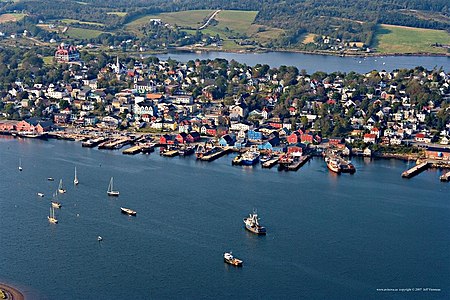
[
  {"xmin": 176, "ymin": 133, "xmax": 188, "ymax": 144},
  {"xmin": 300, "ymin": 133, "xmax": 314, "ymax": 144},
  {"xmin": 287, "ymin": 131, "xmax": 301, "ymax": 144},
  {"xmin": 425, "ymin": 147, "xmax": 450, "ymax": 160},
  {"xmin": 160, "ymin": 134, "xmax": 176, "ymax": 145},
  {"xmin": 55, "ymin": 44, "xmax": 80, "ymax": 63},
  {"xmin": 186, "ymin": 131, "xmax": 201, "ymax": 143}
]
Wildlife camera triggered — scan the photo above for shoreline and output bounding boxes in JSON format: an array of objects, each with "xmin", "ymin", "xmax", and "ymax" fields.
[
  {"xmin": 170, "ymin": 46, "xmax": 450, "ymax": 58},
  {"xmin": 0, "ymin": 283, "xmax": 24, "ymax": 300}
]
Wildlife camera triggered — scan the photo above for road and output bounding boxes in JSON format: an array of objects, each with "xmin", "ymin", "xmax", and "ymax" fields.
[{"xmin": 199, "ymin": 10, "xmax": 221, "ymax": 30}]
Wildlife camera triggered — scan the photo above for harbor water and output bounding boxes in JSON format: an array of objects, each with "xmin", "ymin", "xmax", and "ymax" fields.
[
  {"xmin": 155, "ymin": 51, "xmax": 450, "ymax": 73},
  {"xmin": 0, "ymin": 137, "xmax": 449, "ymax": 299}
]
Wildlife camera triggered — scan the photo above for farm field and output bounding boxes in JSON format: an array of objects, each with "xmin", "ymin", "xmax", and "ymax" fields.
[
  {"xmin": 373, "ymin": 24, "xmax": 450, "ymax": 54},
  {"xmin": 63, "ymin": 27, "xmax": 105, "ymax": 39},
  {"xmin": 126, "ymin": 10, "xmax": 282, "ymax": 50},
  {"xmin": 0, "ymin": 13, "xmax": 26, "ymax": 24}
]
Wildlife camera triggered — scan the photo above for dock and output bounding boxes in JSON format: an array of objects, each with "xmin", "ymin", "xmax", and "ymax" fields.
[
  {"xmin": 287, "ymin": 155, "xmax": 310, "ymax": 171},
  {"xmin": 82, "ymin": 137, "xmax": 107, "ymax": 148},
  {"xmin": 440, "ymin": 170, "xmax": 450, "ymax": 182},
  {"xmin": 401, "ymin": 161, "xmax": 429, "ymax": 178},
  {"xmin": 262, "ymin": 157, "xmax": 279, "ymax": 168},
  {"xmin": 201, "ymin": 147, "xmax": 231, "ymax": 162},
  {"xmin": 123, "ymin": 145, "xmax": 143, "ymax": 155},
  {"xmin": 98, "ymin": 138, "xmax": 131, "ymax": 150},
  {"xmin": 162, "ymin": 149, "xmax": 179, "ymax": 157}
]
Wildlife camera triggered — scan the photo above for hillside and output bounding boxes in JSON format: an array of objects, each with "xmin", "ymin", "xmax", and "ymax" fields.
[{"xmin": 0, "ymin": 0, "xmax": 449, "ymax": 54}]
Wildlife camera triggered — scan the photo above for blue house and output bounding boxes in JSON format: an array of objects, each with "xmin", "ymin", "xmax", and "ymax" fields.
[
  {"xmin": 219, "ymin": 134, "xmax": 236, "ymax": 146},
  {"xmin": 258, "ymin": 136, "xmax": 281, "ymax": 151},
  {"xmin": 247, "ymin": 129, "xmax": 263, "ymax": 141},
  {"xmin": 234, "ymin": 138, "xmax": 247, "ymax": 149}
]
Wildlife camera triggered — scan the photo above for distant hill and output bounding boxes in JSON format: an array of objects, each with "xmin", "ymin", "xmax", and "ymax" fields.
[{"xmin": 0, "ymin": 0, "xmax": 449, "ymax": 53}]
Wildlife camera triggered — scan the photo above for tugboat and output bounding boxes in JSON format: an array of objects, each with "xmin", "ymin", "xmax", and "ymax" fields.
[
  {"xmin": 223, "ymin": 252, "xmax": 243, "ymax": 266},
  {"xmin": 243, "ymin": 211, "xmax": 266, "ymax": 235}
]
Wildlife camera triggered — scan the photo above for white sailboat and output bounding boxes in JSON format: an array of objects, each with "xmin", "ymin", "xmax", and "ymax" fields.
[
  {"xmin": 18, "ymin": 158, "xmax": 23, "ymax": 171},
  {"xmin": 48, "ymin": 206, "xmax": 58, "ymax": 224},
  {"xmin": 74, "ymin": 167, "xmax": 79, "ymax": 185},
  {"xmin": 107, "ymin": 177, "xmax": 119, "ymax": 196},
  {"xmin": 58, "ymin": 179, "xmax": 66, "ymax": 194}
]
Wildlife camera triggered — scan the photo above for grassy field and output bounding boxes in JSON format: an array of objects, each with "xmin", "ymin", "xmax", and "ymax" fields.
[
  {"xmin": 126, "ymin": 9, "xmax": 284, "ymax": 50},
  {"xmin": 373, "ymin": 24, "xmax": 450, "ymax": 54},
  {"xmin": 60, "ymin": 19, "xmax": 104, "ymax": 27},
  {"xmin": 107, "ymin": 12, "xmax": 127, "ymax": 17},
  {"xmin": 0, "ymin": 13, "xmax": 26, "ymax": 23},
  {"xmin": 64, "ymin": 27, "xmax": 105, "ymax": 39},
  {"xmin": 126, "ymin": 10, "xmax": 214, "ymax": 31}
]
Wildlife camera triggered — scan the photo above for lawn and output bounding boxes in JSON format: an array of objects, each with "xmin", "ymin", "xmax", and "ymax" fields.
[
  {"xmin": 373, "ymin": 24, "xmax": 450, "ymax": 54},
  {"xmin": 63, "ymin": 27, "xmax": 105, "ymax": 39},
  {"xmin": 0, "ymin": 13, "xmax": 26, "ymax": 23}
]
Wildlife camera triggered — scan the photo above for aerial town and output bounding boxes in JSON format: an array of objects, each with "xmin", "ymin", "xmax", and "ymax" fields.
[{"xmin": 0, "ymin": 44, "xmax": 449, "ymax": 179}]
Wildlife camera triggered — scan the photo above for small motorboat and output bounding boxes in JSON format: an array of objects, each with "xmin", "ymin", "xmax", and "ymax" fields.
[
  {"xmin": 47, "ymin": 177, "xmax": 54, "ymax": 181},
  {"xmin": 223, "ymin": 252, "xmax": 243, "ymax": 266},
  {"xmin": 120, "ymin": 207, "xmax": 136, "ymax": 216},
  {"xmin": 37, "ymin": 193, "xmax": 45, "ymax": 197},
  {"xmin": 98, "ymin": 236, "xmax": 103, "ymax": 242}
]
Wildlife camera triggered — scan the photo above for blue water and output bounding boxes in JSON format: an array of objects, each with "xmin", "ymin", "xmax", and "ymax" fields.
[
  {"xmin": 155, "ymin": 51, "xmax": 450, "ymax": 73},
  {"xmin": 0, "ymin": 137, "xmax": 449, "ymax": 299}
]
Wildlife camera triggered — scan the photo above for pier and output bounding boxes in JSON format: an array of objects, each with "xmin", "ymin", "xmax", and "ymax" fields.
[
  {"xmin": 201, "ymin": 147, "xmax": 232, "ymax": 162},
  {"xmin": 440, "ymin": 170, "xmax": 450, "ymax": 182},
  {"xmin": 262, "ymin": 157, "xmax": 279, "ymax": 168},
  {"xmin": 288, "ymin": 155, "xmax": 310, "ymax": 171},
  {"xmin": 98, "ymin": 138, "xmax": 131, "ymax": 150},
  {"xmin": 123, "ymin": 145, "xmax": 143, "ymax": 155},
  {"xmin": 401, "ymin": 161, "xmax": 429, "ymax": 178}
]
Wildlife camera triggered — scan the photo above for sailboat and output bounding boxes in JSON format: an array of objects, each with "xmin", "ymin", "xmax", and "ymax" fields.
[
  {"xmin": 48, "ymin": 206, "xmax": 58, "ymax": 224},
  {"xmin": 58, "ymin": 179, "xmax": 66, "ymax": 194},
  {"xmin": 18, "ymin": 158, "xmax": 23, "ymax": 171},
  {"xmin": 51, "ymin": 191, "xmax": 61, "ymax": 208},
  {"xmin": 107, "ymin": 177, "xmax": 119, "ymax": 196},
  {"xmin": 74, "ymin": 167, "xmax": 79, "ymax": 185}
]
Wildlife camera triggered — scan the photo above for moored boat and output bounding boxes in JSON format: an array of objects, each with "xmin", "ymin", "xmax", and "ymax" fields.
[
  {"xmin": 58, "ymin": 179, "xmax": 66, "ymax": 193},
  {"xmin": 223, "ymin": 252, "xmax": 243, "ymax": 266},
  {"xmin": 243, "ymin": 211, "xmax": 266, "ymax": 235},
  {"xmin": 48, "ymin": 206, "xmax": 58, "ymax": 224},
  {"xmin": 120, "ymin": 207, "xmax": 137, "ymax": 216},
  {"xmin": 51, "ymin": 201, "xmax": 61, "ymax": 208},
  {"xmin": 240, "ymin": 149, "xmax": 260, "ymax": 166},
  {"xmin": 325, "ymin": 156, "xmax": 341, "ymax": 174}
]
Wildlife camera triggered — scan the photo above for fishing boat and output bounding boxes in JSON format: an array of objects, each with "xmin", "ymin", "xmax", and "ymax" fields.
[
  {"xmin": 48, "ymin": 206, "xmax": 58, "ymax": 224},
  {"xmin": 240, "ymin": 149, "xmax": 260, "ymax": 166},
  {"xmin": 120, "ymin": 207, "xmax": 136, "ymax": 216},
  {"xmin": 74, "ymin": 167, "xmax": 79, "ymax": 185},
  {"xmin": 107, "ymin": 177, "xmax": 119, "ymax": 196},
  {"xmin": 243, "ymin": 211, "xmax": 266, "ymax": 235},
  {"xmin": 223, "ymin": 252, "xmax": 243, "ymax": 266},
  {"xmin": 58, "ymin": 179, "xmax": 66, "ymax": 193},
  {"xmin": 18, "ymin": 158, "xmax": 22, "ymax": 171},
  {"xmin": 37, "ymin": 192, "xmax": 44, "ymax": 197}
]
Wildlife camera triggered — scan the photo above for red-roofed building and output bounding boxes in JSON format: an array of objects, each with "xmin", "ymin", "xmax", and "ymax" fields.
[
  {"xmin": 363, "ymin": 133, "xmax": 377, "ymax": 143},
  {"xmin": 55, "ymin": 44, "xmax": 80, "ymax": 63}
]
